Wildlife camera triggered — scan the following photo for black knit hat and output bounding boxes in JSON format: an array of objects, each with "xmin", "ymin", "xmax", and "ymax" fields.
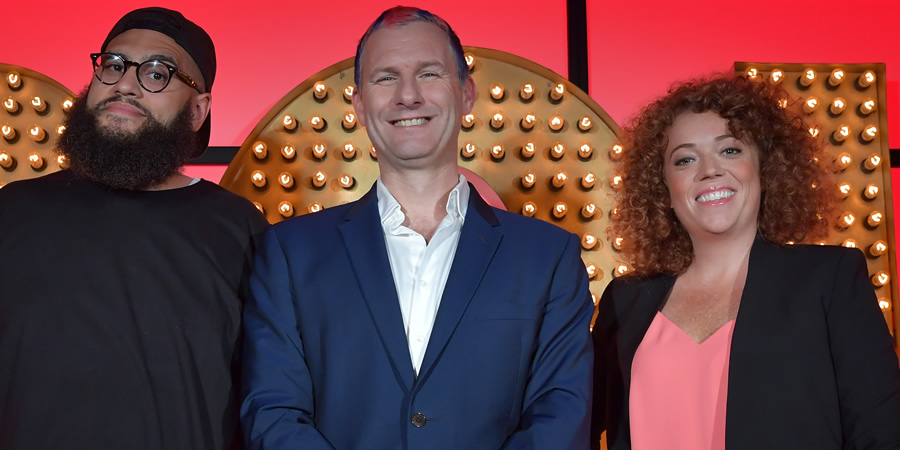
[{"xmin": 102, "ymin": 7, "xmax": 216, "ymax": 157}]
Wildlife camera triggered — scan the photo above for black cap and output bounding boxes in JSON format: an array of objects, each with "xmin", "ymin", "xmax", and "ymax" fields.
[{"xmin": 102, "ymin": 7, "xmax": 216, "ymax": 157}]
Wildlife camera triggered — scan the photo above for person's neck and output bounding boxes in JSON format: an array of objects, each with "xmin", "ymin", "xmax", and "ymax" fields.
[
  {"xmin": 684, "ymin": 227, "xmax": 757, "ymax": 281},
  {"xmin": 381, "ymin": 165, "xmax": 460, "ymax": 241},
  {"xmin": 144, "ymin": 173, "xmax": 193, "ymax": 191}
]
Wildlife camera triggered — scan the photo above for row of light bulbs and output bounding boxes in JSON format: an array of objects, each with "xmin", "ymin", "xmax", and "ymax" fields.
[
  {"xmin": 307, "ymin": 80, "xmax": 569, "ymax": 107},
  {"xmin": 744, "ymin": 67, "xmax": 877, "ymax": 89},
  {"xmin": 801, "ymin": 96, "xmax": 877, "ymax": 116},
  {"xmin": 272, "ymin": 111, "xmax": 595, "ymax": 134},
  {"xmin": 1, "ymin": 123, "xmax": 66, "ymax": 142}
]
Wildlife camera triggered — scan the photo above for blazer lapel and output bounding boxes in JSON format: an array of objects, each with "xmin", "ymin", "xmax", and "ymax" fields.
[
  {"xmin": 338, "ymin": 186, "xmax": 416, "ymax": 390},
  {"xmin": 416, "ymin": 186, "xmax": 502, "ymax": 382}
]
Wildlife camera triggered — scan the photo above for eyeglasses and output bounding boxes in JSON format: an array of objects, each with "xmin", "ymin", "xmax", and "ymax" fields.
[{"xmin": 90, "ymin": 53, "xmax": 202, "ymax": 94}]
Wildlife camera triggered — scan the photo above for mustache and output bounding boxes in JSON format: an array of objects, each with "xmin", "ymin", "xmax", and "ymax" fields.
[{"xmin": 94, "ymin": 96, "xmax": 152, "ymax": 116}]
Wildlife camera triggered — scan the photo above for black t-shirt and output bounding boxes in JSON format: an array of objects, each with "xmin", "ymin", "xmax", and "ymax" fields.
[{"xmin": 0, "ymin": 171, "xmax": 268, "ymax": 450}]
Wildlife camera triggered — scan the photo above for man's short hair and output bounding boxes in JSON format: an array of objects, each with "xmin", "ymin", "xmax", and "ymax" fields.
[{"xmin": 354, "ymin": 6, "xmax": 468, "ymax": 88}]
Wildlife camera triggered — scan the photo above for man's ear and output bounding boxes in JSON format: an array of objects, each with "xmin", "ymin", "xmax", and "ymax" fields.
[
  {"xmin": 461, "ymin": 77, "xmax": 476, "ymax": 114},
  {"xmin": 190, "ymin": 93, "xmax": 212, "ymax": 132},
  {"xmin": 352, "ymin": 88, "xmax": 366, "ymax": 127}
]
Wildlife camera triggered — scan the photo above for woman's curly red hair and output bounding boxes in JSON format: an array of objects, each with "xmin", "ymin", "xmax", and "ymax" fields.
[{"xmin": 612, "ymin": 75, "xmax": 837, "ymax": 276}]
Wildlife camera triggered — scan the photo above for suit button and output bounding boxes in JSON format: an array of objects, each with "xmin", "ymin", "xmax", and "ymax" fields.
[{"xmin": 411, "ymin": 412, "xmax": 427, "ymax": 428}]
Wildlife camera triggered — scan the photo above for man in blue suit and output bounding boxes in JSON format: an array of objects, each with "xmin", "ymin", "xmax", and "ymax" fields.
[{"xmin": 240, "ymin": 6, "xmax": 593, "ymax": 449}]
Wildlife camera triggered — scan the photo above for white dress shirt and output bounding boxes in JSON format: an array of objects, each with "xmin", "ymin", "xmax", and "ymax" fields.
[{"xmin": 376, "ymin": 175, "xmax": 469, "ymax": 375}]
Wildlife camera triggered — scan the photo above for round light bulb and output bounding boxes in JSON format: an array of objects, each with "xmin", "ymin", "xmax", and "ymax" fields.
[
  {"xmin": 490, "ymin": 83, "xmax": 504, "ymax": 101},
  {"xmin": 609, "ymin": 144, "xmax": 624, "ymax": 161},
  {"xmin": 490, "ymin": 112, "xmax": 504, "ymax": 130},
  {"xmin": 552, "ymin": 202, "xmax": 568, "ymax": 219},
  {"xmin": 829, "ymin": 98, "xmax": 846, "ymax": 115},
  {"xmin": 838, "ymin": 182, "xmax": 852, "ymax": 199},
  {"xmin": 252, "ymin": 141, "xmax": 267, "ymax": 159},
  {"xmin": 581, "ymin": 202, "xmax": 597, "ymax": 219},
  {"xmin": 313, "ymin": 81, "xmax": 327, "ymax": 100},
  {"xmin": 582, "ymin": 172, "xmax": 596, "ymax": 189},
  {"xmin": 308, "ymin": 203, "xmax": 324, "ymax": 214},
  {"xmin": 835, "ymin": 153, "xmax": 852, "ymax": 171},
  {"xmin": 312, "ymin": 170, "xmax": 327, "ymax": 188},
  {"xmin": 803, "ymin": 97, "xmax": 819, "ymax": 113},
  {"xmin": 282, "ymin": 114, "xmax": 297, "ymax": 130},
  {"xmin": 460, "ymin": 142, "xmax": 477, "ymax": 159},
  {"xmin": 61, "ymin": 98, "xmax": 74, "ymax": 112},
  {"xmin": 0, "ymin": 152, "xmax": 14, "ymax": 169},
  {"xmin": 521, "ymin": 142, "xmax": 535, "ymax": 159},
  {"xmin": 278, "ymin": 172, "xmax": 294, "ymax": 189},
  {"xmin": 552, "ymin": 171, "xmax": 568, "ymax": 188},
  {"xmin": 250, "ymin": 170, "xmax": 267, "ymax": 188},
  {"xmin": 521, "ymin": 201, "xmax": 536, "ymax": 217},
  {"xmin": 309, "ymin": 115, "xmax": 325, "ymax": 131},
  {"xmin": 610, "ymin": 175, "xmax": 623, "ymax": 190},
  {"xmin": 312, "ymin": 143, "xmax": 327, "ymax": 160},
  {"xmin": 464, "ymin": 53, "xmax": 475, "ymax": 71},
  {"xmin": 1, "ymin": 124, "xmax": 16, "ymax": 141},
  {"xmin": 768, "ymin": 69, "xmax": 784, "ymax": 84},
  {"xmin": 837, "ymin": 212, "xmax": 855, "ymax": 229},
  {"xmin": 6, "ymin": 72, "xmax": 21, "ymax": 89},
  {"xmin": 3, "ymin": 97, "xmax": 18, "ymax": 113},
  {"xmin": 581, "ymin": 233, "xmax": 597, "ymax": 250},
  {"xmin": 462, "ymin": 113, "xmax": 476, "ymax": 130},
  {"xmin": 549, "ymin": 83, "xmax": 565, "ymax": 102},
  {"xmin": 520, "ymin": 113, "xmax": 536, "ymax": 131},
  {"xmin": 857, "ymin": 70, "xmax": 876, "ymax": 88},
  {"xmin": 278, "ymin": 201, "xmax": 294, "ymax": 218},
  {"xmin": 550, "ymin": 143, "xmax": 565, "ymax": 160},
  {"xmin": 859, "ymin": 99, "xmax": 876, "ymax": 116},
  {"xmin": 521, "ymin": 171, "xmax": 536, "ymax": 188},
  {"xmin": 577, "ymin": 116, "xmax": 592, "ymax": 131},
  {"xmin": 864, "ymin": 184, "xmax": 879, "ymax": 200},
  {"xmin": 281, "ymin": 144, "xmax": 296, "ymax": 159},
  {"xmin": 872, "ymin": 271, "xmax": 889, "ymax": 287},
  {"xmin": 832, "ymin": 125, "xmax": 850, "ymax": 143},
  {"xmin": 869, "ymin": 240, "xmax": 888, "ymax": 257},
  {"xmin": 548, "ymin": 114, "xmax": 563, "ymax": 131},
  {"xmin": 799, "ymin": 68, "xmax": 816, "ymax": 87},
  {"xmin": 341, "ymin": 143, "xmax": 356, "ymax": 160},
  {"xmin": 343, "ymin": 85, "xmax": 355, "ymax": 102},
  {"xmin": 585, "ymin": 263, "xmax": 598, "ymax": 280},
  {"xmin": 866, "ymin": 211, "xmax": 883, "ymax": 228},
  {"xmin": 827, "ymin": 68, "xmax": 845, "ymax": 87},
  {"xmin": 519, "ymin": 83, "xmax": 534, "ymax": 101},
  {"xmin": 864, "ymin": 154, "xmax": 881, "ymax": 170},
  {"xmin": 842, "ymin": 239, "xmax": 857, "ymax": 248},
  {"xmin": 339, "ymin": 174, "xmax": 355, "ymax": 189},
  {"xmin": 490, "ymin": 144, "xmax": 505, "ymax": 160},
  {"xmin": 578, "ymin": 144, "xmax": 593, "ymax": 159},
  {"xmin": 861, "ymin": 125, "xmax": 878, "ymax": 142},
  {"xmin": 342, "ymin": 112, "xmax": 357, "ymax": 130}
]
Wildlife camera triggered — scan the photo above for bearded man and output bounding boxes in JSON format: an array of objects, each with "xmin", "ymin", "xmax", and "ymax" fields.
[{"xmin": 0, "ymin": 8, "xmax": 267, "ymax": 449}]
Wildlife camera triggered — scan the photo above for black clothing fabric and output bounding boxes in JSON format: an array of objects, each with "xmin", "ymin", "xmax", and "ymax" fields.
[{"xmin": 0, "ymin": 170, "xmax": 268, "ymax": 450}]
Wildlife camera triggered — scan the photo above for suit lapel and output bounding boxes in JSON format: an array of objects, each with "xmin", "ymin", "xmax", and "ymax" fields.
[
  {"xmin": 338, "ymin": 186, "xmax": 416, "ymax": 390},
  {"xmin": 417, "ymin": 187, "xmax": 502, "ymax": 382}
]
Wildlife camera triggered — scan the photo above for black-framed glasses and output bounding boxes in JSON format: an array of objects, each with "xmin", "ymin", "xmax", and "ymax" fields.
[{"xmin": 90, "ymin": 53, "xmax": 202, "ymax": 94}]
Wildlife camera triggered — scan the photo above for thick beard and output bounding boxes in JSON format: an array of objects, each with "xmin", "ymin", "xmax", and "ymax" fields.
[{"xmin": 56, "ymin": 89, "xmax": 198, "ymax": 190}]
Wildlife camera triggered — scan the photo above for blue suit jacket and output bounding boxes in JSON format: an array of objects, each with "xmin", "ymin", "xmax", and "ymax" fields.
[{"xmin": 241, "ymin": 184, "xmax": 594, "ymax": 449}]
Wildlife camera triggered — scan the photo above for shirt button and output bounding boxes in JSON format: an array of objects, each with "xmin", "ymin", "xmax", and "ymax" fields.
[
  {"xmin": 416, "ymin": 335, "xmax": 425, "ymax": 343},
  {"xmin": 411, "ymin": 412, "xmax": 427, "ymax": 428},
  {"xmin": 419, "ymin": 280, "xmax": 427, "ymax": 287}
]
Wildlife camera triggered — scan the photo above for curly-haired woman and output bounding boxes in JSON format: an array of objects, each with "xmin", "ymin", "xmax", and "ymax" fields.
[{"xmin": 591, "ymin": 75, "xmax": 900, "ymax": 450}]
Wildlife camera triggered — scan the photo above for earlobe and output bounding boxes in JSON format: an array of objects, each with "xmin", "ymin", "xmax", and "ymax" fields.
[{"xmin": 191, "ymin": 93, "xmax": 212, "ymax": 132}]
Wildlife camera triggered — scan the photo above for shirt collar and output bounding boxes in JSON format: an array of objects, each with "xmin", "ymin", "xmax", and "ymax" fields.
[{"xmin": 376, "ymin": 174, "xmax": 470, "ymax": 229}]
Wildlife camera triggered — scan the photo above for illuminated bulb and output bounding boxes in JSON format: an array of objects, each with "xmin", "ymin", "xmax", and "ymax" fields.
[
  {"xmin": 613, "ymin": 236, "xmax": 624, "ymax": 251},
  {"xmin": 343, "ymin": 85, "xmax": 355, "ymax": 102},
  {"xmin": 615, "ymin": 264, "xmax": 630, "ymax": 277},
  {"xmin": 490, "ymin": 144, "xmax": 505, "ymax": 160},
  {"xmin": 610, "ymin": 174, "xmax": 623, "ymax": 189},
  {"xmin": 799, "ymin": 68, "xmax": 816, "ymax": 87},
  {"xmin": 577, "ymin": 116, "xmax": 592, "ymax": 132},
  {"xmin": 28, "ymin": 125, "xmax": 46, "ymax": 142},
  {"xmin": 521, "ymin": 142, "xmax": 535, "ymax": 159},
  {"xmin": 581, "ymin": 202, "xmax": 597, "ymax": 219},
  {"xmin": 548, "ymin": 114, "xmax": 563, "ymax": 131},
  {"xmin": 520, "ymin": 113, "xmax": 536, "ymax": 130},
  {"xmin": 278, "ymin": 201, "xmax": 294, "ymax": 218},
  {"xmin": 278, "ymin": 172, "xmax": 294, "ymax": 189},
  {"xmin": 370, "ymin": 146, "xmax": 377, "ymax": 159},
  {"xmin": 578, "ymin": 144, "xmax": 593, "ymax": 159},
  {"xmin": 26, "ymin": 152, "xmax": 43, "ymax": 170},
  {"xmin": 549, "ymin": 83, "xmax": 565, "ymax": 102},
  {"xmin": 6, "ymin": 72, "xmax": 21, "ymax": 89},
  {"xmin": 462, "ymin": 113, "xmax": 475, "ymax": 129},
  {"xmin": 864, "ymin": 154, "xmax": 881, "ymax": 170},
  {"xmin": 842, "ymin": 239, "xmax": 857, "ymax": 248},
  {"xmin": 777, "ymin": 99, "xmax": 788, "ymax": 109},
  {"xmin": 312, "ymin": 170, "xmax": 327, "ymax": 188},
  {"xmin": 859, "ymin": 99, "xmax": 876, "ymax": 116},
  {"xmin": 489, "ymin": 83, "xmax": 504, "ymax": 100},
  {"xmin": 341, "ymin": 143, "xmax": 356, "ymax": 160},
  {"xmin": 464, "ymin": 53, "xmax": 475, "ymax": 71},
  {"xmin": 581, "ymin": 172, "xmax": 596, "ymax": 189},
  {"xmin": 837, "ymin": 212, "xmax": 855, "ymax": 229},
  {"xmin": 592, "ymin": 292, "xmax": 599, "ymax": 306},
  {"xmin": 552, "ymin": 171, "xmax": 568, "ymax": 188},
  {"xmin": 869, "ymin": 240, "xmax": 888, "ymax": 257},
  {"xmin": 252, "ymin": 141, "xmax": 267, "ymax": 159},
  {"xmin": 866, "ymin": 211, "xmax": 883, "ymax": 228},
  {"xmin": 339, "ymin": 174, "xmax": 355, "ymax": 189},
  {"xmin": 827, "ymin": 68, "xmax": 845, "ymax": 87},
  {"xmin": 521, "ymin": 171, "xmax": 536, "ymax": 188},
  {"xmin": 308, "ymin": 203, "xmax": 323, "ymax": 214},
  {"xmin": 857, "ymin": 70, "xmax": 876, "ymax": 88},
  {"xmin": 808, "ymin": 127, "xmax": 819, "ymax": 138},
  {"xmin": 581, "ymin": 233, "xmax": 597, "ymax": 250},
  {"xmin": 835, "ymin": 153, "xmax": 852, "ymax": 171},
  {"xmin": 0, "ymin": 152, "xmax": 13, "ymax": 169},
  {"xmin": 250, "ymin": 170, "xmax": 267, "ymax": 188},
  {"xmin": 278, "ymin": 114, "xmax": 295, "ymax": 131},
  {"xmin": 519, "ymin": 83, "xmax": 534, "ymax": 101},
  {"xmin": 312, "ymin": 143, "xmax": 327, "ymax": 160},
  {"xmin": 585, "ymin": 263, "xmax": 598, "ymax": 280},
  {"xmin": 56, "ymin": 154, "xmax": 67, "ymax": 168},
  {"xmin": 281, "ymin": 144, "xmax": 296, "ymax": 159},
  {"xmin": 768, "ymin": 69, "xmax": 784, "ymax": 84},
  {"xmin": 552, "ymin": 202, "xmax": 568, "ymax": 219},
  {"xmin": 829, "ymin": 98, "xmax": 846, "ymax": 115},
  {"xmin": 550, "ymin": 143, "xmax": 565, "ymax": 159},
  {"xmin": 745, "ymin": 67, "xmax": 759, "ymax": 80},
  {"xmin": 61, "ymin": 98, "xmax": 74, "ymax": 112},
  {"xmin": 342, "ymin": 112, "xmax": 357, "ymax": 130},
  {"xmin": 838, "ymin": 182, "xmax": 852, "ymax": 199},
  {"xmin": 521, "ymin": 201, "xmax": 536, "ymax": 217},
  {"xmin": 460, "ymin": 142, "xmax": 477, "ymax": 159},
  {"xmin": 490, "ymin": 112, "xmax": 505, "ymax": 130},
  {"xmin": 832, "ymin": 125, "xmax": 850, "ymax": 143},
  {"xmin": 864, "ymin": 184, "xmax": 879, "ymax": 200},
  {"xmin": 309, "ymin": 115, "xmax": 325, "ymax": 131},
  {"xmin": 56, "ymin": 125, "xmax": 66, "ymax": 135},
  {"xmin": 871, "ymin": 271, "xmax": 889, "ymax": 287},
  {"xmin": 3, "ymin": 97, "xmax": 18, "ymax": 113},
  {"xmin": 879, "ymin": 299, "xmax": 890, "ymax": 310},
  {"xmin": 252, "ymin": 202, "xmax": 264, "ymax": 213},
  {"xmin": 861, "ymin": 125, "xmax": 877, "ymax": 142},
  {"xmin": 313, "ymin": 81, "xmax": 327, "ymax": 100},
  {"xmin": 802, "ymin": 97, "xmax": 819, "ymax": 113},
  {"xmin": 609, "ymin": 144, "xmax": 624, "ymax": 161},
  {"xmin": 1, "ymin": 124, "xmax": 15, "ymax": 140}
]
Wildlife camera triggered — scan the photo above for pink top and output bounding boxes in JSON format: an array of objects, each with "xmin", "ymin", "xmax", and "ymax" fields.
[{"xmin": 629, "ymin": 311, "xmax": 736, "ymax": 450}]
